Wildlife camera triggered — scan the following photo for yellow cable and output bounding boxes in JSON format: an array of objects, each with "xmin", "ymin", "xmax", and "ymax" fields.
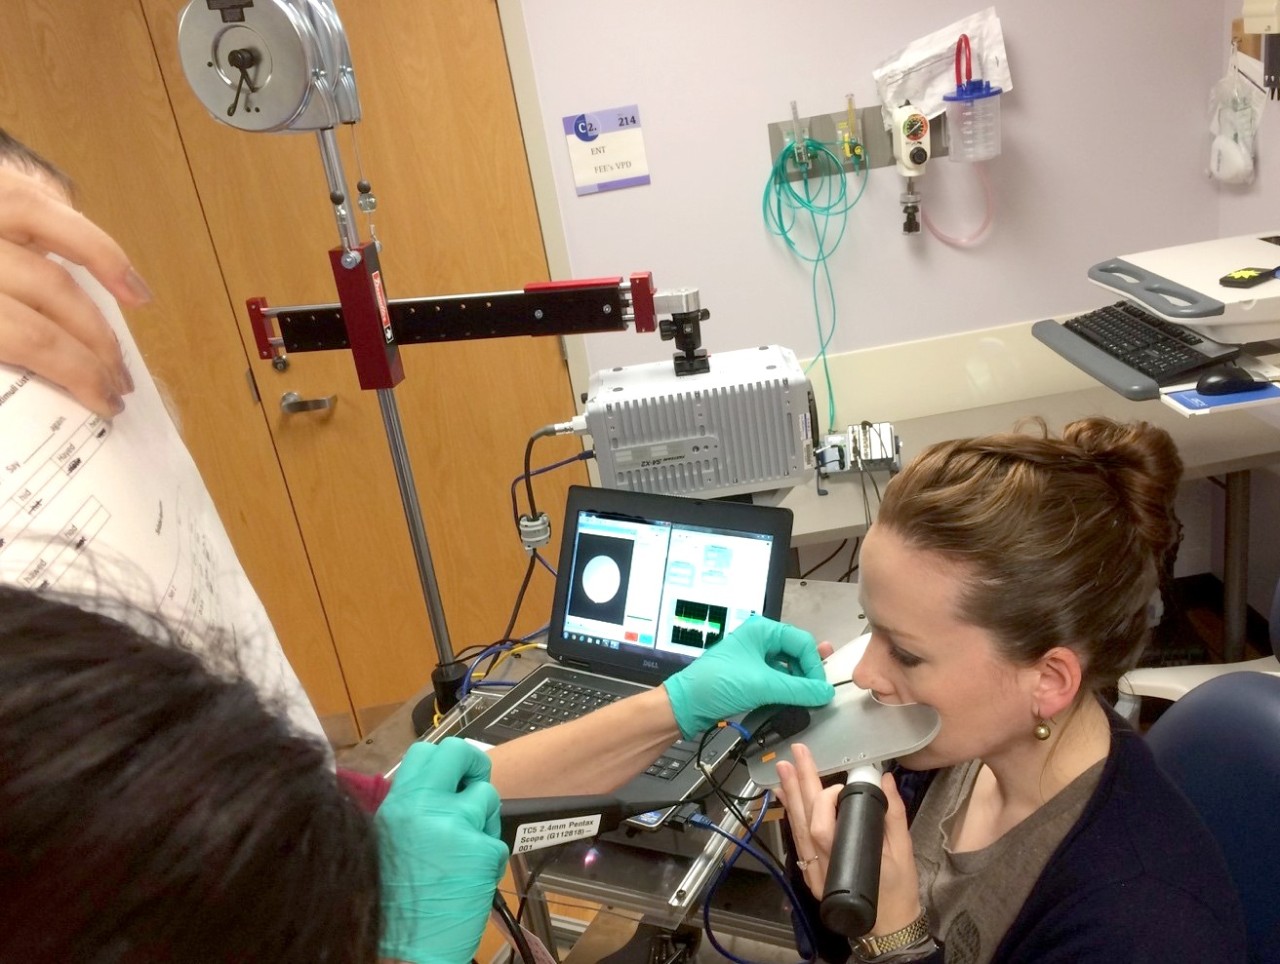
[{"xmin": 471, "ymin": 642, "xmax": 541, "ymax": 683}]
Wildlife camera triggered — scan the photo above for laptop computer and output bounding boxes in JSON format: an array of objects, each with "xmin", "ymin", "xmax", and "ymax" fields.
[{"xmin": 457, "ymin": 484, "xmax": 793, "ymax": 822}]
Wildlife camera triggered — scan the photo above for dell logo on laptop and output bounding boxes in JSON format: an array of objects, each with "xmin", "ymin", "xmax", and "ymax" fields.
[{"xmin": 643, "ymin": 659, "xmax": 660, "ymax": 671}]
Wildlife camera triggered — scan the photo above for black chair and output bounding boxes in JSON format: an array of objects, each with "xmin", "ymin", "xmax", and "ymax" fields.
[{"xmin": 1145, "ymin": 671, "xmax": 1280, "ymax": 963}]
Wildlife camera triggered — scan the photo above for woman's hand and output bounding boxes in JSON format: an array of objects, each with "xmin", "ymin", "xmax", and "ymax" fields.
[
  {"xmin": 776, "ymin": 742, "xmax": 842, "ymax": 897},
  {"xmin": 868, "ymin": 769, "xmax": 924, "ymax": 934},
  {"xmin": 0, "ymin": 165, "xmax": 148, "ymax": 417},
  {"xmin": 777, "ymin": 745, "xmax": 923, "ymax": 935}
]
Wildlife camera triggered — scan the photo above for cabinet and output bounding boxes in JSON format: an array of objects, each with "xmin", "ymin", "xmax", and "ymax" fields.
[{"xmin": 1, "ymin": 0, "xmax": 584, "ymax": 739}]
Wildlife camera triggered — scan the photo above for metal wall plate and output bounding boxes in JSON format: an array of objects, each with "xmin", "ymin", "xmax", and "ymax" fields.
[{"xmin": 766, "ymin": 104, "xmax": 950, "ymax": 181}]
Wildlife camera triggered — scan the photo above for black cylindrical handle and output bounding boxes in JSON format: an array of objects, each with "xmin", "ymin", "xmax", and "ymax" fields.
[{"xmin": 819, "ymin": 777, "xmax": 887, "ymax": 938}]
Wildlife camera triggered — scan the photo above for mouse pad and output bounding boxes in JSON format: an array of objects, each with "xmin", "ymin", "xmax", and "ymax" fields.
[
  {"xmin": 1162, "ymin": 382, "xmax": 1280, "ymax": 415},
  {"xmin": 745, "ymin": 683, "xmax": 940, "ymax": 788}
]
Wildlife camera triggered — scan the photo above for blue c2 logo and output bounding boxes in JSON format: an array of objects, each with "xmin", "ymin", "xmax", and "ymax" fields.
[{"xmin": 573, "ymin": 114, "xmax": 599, "ymax": 142}]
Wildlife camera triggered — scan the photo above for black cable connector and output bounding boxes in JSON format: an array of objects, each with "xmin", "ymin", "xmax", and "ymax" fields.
[{"xmin": 668, "ymin": 800, "xmax": 705, "ymax": 832}]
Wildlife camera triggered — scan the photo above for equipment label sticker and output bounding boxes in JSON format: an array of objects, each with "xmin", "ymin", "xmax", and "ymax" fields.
[
  {"xmin": 511, "ymin": 814, "xmax": 603, "ymax": 854},
  {"xmin": 562, "ymin": 105, "xmax": 651, "ymax": 196},
  {"xmin": 372, "ymin": 270, "xmax": 393, "ymax": 343}
]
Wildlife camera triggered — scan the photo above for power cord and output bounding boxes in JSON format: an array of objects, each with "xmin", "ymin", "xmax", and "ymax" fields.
[
  {"xmin": 500, "ymin": 553, "xmax": 541, "ymax": 644},
  {"xmin": 514, "ymin": 847, "xmax": 559, "ymax": 929},
  {"xmin": 515, "ymin": 423, "xmax": 590, "ymax": 552},
  {"xmin": 492, "ymin": 891, "xmax": 537, "ymax": 964},
  {"xmin": 837, "ymin": 537, "xmax": 863, "ymax": 584},
  {"xmin": 692, "ymin": 722, "xmax": 783, "ymax": 868},
  {"xmin": 800, "ymin": 538, "xmax": 848, "ymax": 579},
  {"xmin": 522, "ymin": 426, "xmax": 558, "ymax": 520},
  {"xmin": 426, "ymin": 441, "xmax": 587, "ymax": 729},
  {"xmin": 509, "ymin": 449, "xmax": 595, "ymax": 542}
]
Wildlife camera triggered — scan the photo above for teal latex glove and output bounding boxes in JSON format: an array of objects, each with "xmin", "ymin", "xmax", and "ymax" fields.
[
  {"xmin": 663, "ymin": 614, "xmax": 835, "ymax": 739},
  {"xmin": 376, "ymin": 738, "xmax": 509, "ymax": 964}
]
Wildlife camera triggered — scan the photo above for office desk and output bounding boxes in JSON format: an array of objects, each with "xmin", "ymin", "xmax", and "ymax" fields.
[{"xmin": 773, "ymin": 385, "xmax": 1280, "ymax": 662}]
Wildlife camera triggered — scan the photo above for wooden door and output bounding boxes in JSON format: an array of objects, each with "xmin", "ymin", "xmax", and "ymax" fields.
[
  {"xmin": 3, "ymin": 0, "xmax": 585, "ymax": 735},
  {"xmin": 141, "ymin": 0, "xmax": 586, "ymax": 731},
  {"xmin": 0, "ymin": 2, "xmax": 357, "ymax": 740}
]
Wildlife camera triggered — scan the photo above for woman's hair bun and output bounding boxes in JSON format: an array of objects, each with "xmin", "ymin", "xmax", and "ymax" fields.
[{"xmin": 1062, "ymin": 417, "xmax": 1183, "ymax": 566}]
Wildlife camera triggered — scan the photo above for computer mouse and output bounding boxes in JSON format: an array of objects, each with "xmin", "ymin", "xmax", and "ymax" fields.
[{"xmin": 1195, "ymin": 363, "xmax": 1268, "ymax": 396}]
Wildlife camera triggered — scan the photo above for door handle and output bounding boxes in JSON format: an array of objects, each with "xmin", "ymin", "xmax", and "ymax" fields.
[{"xmin": 280, "ymin": 391, "xmax": 337, "ymax": 414}]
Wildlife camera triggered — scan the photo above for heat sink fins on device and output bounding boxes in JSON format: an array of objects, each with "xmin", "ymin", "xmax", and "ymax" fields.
[{"xmin": 585, "ymin": 345, "xmax": 815, "ymax": 500}]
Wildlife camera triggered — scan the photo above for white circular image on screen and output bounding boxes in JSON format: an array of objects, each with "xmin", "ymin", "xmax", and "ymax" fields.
[{"xmin": 581, "ymin": 555, "xmax": 622, "ymax": 604}]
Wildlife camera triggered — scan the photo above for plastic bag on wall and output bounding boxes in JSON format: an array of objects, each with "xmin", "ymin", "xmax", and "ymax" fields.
[
  {"xmin": 872, "ymin": 6, "xmax": 1012, "ymax": 130},
  {"xmin": 1208, "ymin": 50, "xmax": 1266, "ymax": 185}
]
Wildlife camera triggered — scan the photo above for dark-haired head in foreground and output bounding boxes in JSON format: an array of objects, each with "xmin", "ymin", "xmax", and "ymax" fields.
[{"xmin": 0, "ymin": 586, "xmax": 381, "ymax": 963}]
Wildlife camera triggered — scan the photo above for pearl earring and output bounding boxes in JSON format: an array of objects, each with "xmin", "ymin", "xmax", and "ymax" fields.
[{"xmin": 1034, "ymin": 719, "xmax": 1052, "ymax": 741}]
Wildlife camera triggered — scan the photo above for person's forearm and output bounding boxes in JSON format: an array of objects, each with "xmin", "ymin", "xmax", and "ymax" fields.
[{"xmin": 488, "ymin": 686, "xmax": 680, "ymax": 798}]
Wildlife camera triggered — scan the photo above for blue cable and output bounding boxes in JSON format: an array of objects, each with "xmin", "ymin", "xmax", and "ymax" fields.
[
  {"xmin": 692, "ymin": 794, "xmax": 816, "ymax": 964},
  {"xmin": 723, "ymin": 720, "xmax": 751, "ymax": 741},
  {"xmin": 695, "ymin": 808, "xmax": 767, "ymax": 964},
  {"xmin": 459, "ymin": 642, "xmax": 509, "ymax": 699},
  {"xmin": 535, "ymin": 553, "xmax": 557, "ymax": 580},
  {"xmin": 460, "ymin": 625, "xmax": 549, "ymax": 699}
]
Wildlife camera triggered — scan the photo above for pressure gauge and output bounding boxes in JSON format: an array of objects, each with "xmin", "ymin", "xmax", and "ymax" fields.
[
  {"xmin": 902, "ymin": 113, "xmax": 928, "ymax": 142},
  {"xmin": 890, "ymin": 104, "xmax": 931, "ymax": 178}
]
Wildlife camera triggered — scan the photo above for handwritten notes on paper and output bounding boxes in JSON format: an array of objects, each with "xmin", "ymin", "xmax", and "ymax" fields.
[{"xmin": 0, "ymin": 261, "xmax": 322, "ymax": 739}]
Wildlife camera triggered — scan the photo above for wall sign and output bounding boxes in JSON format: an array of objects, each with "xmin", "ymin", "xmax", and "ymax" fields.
[{"xmin": 562, "ymin": 104, "xmax": 651, "ymax": 196}]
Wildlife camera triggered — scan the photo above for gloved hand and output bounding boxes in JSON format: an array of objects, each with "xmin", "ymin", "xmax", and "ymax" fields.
[
  {"xmin": 663, "ymin": 615, "xmax": 835, "ymax": 739},
  {"xmin": 376, "ymin": 738, "xmax": 509, "ymax": 964}
]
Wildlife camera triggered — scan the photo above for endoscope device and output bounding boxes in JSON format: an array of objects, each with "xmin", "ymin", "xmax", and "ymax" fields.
[{"xmin": 494, "ymin": 686, "xmax": 940, "ymax": 941}]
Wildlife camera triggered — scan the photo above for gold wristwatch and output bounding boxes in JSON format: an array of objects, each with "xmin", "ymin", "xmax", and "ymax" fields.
[{"xmin": 854, "ymin": 912, "xmax": 932, "ymax": 959}]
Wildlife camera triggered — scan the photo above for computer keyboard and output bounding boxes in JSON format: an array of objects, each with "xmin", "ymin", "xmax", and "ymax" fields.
[{"xmin": 1061, "ymin": 301, "xmax": 1240, "ymax": 385}]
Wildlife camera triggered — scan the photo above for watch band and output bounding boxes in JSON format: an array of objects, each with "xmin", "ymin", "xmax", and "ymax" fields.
[{"xmin": 854, "ymin": 912, "xmax": 932, "ymax": 960}]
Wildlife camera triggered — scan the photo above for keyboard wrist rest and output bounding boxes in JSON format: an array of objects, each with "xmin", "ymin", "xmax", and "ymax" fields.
[{"xmin": 1032, "ymin": 319, "xmax": 1160, "ymax": 401}]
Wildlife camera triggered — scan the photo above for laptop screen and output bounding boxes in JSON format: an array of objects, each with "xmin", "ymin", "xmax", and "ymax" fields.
[{"xmin": 549, "ymin": 486, "xmax": 793, "ymax": 685}]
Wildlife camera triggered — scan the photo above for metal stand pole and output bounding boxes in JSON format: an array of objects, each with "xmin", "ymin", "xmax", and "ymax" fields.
[
  {"xmin": 315, "ymin": 129, "xmax": 455, "ymax": 663},
  {"xmin": 377, "ymin": 386, "xmax": 454, "ymax": 662},
  {"xmin": 1223, "ymin": 470, "xmax": 1250, "ymax": 664}
]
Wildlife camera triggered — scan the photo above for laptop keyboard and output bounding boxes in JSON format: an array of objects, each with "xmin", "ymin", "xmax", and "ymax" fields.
[
  {"xmin": 642, "ymin": 741, "xmax": 700, "ymax": 781},
  {"xmin": 494, "ymin": 678, "xmax": 622, "ymax": 732},
  {"xmin": 492, "ymin": 678, "xmax": 701, "ymax": 781}
]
